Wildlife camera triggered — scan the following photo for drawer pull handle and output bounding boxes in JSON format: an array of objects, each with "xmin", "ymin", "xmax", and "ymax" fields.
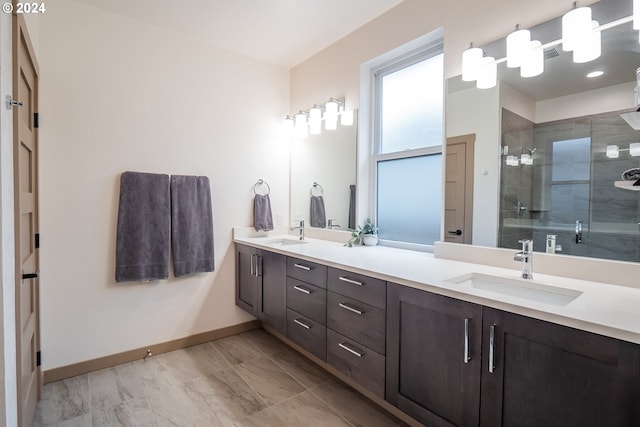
[
  {"xmin": 293, "ymin": 319, "xmax": 311, "ymax": 329},
  {"xmin": 338, "ymin": 342, "xmax": 364, "ymax": 358},
  {"xmin": 294, "ymin": 263, "xmax": 311, "ymax": 271},
  {"xmin": 293, "ymin": 285, "xmax": 311, "ymax": 295},
  {"xmin": 338, "ymin": 276, "xmax": 363, "ymax": 286},
  {"xmin": 489, "ymin": 324, "xmax": 496, "ymax": 374},
  {"xmin": 338, "ymin": 302, "xmax": 363, "ymax": 315},
  {"xmin": 464, "ymin": 318, "xmax": 471, "ymax": 364}
]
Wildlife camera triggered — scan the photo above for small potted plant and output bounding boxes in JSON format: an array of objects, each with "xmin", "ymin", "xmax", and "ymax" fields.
[{"xmin": 346, "ymin": 219, "xmax": 379, "ymax": 247}]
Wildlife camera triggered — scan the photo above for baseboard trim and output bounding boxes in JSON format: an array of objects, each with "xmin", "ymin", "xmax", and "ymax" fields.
[{"xmin": 43, "ymin": 320, "xmax": 260, "ymax": 384}]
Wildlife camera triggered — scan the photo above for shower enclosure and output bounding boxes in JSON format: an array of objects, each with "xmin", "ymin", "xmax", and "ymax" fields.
[{"xmin": 499, "ymin": 108, "xmax": 640, "ymax": 262}]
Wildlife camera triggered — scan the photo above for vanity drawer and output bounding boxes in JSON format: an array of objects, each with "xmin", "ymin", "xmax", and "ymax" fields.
[
  {"xmin": 286, "ymin": 278, "xmax": 326, "ymax": 325},
  {"xmin": 327, "ymin": 268, "xmax": 386, "ymax": 309},
  {"xmin": 326, "ymin": 328, "xmax": 385, "ymax": 398},
  {"xmin": 286, "ymin": 257, "xmax": 327, "ymax": 288},
  {"xmin": 327, "ymin": 291, "xmax": 385, "ymax": 354},
  {"xmin": 286, "ymin": 308, "xmax": 326, "ymax": 361}
]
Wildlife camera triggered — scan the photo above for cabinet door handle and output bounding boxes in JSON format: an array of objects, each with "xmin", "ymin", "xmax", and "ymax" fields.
[
  {"xmin": 464, "ymin": 318, "xmax": 471, "ymax": 364},
  {"xmin": 489, "ymin": 324, "xmax": 496, "ymax": 373},
  {"xmin": 293, "ymin": 285, "xmax": 311, "ymax": 295},
  {"xmin": 250, "ymin": 254, "xmax": 256, "ymax": 276},
  {"xmin": 256, "ymin": 255, "xmax": 262, "ymax": 277},
  {"xmin": 338, "ymin": 276, "xmax": 363, "ymax": 286},
  {"xmin": 338, "ymin": 302, "xmax": 363, "ymax": 315},
  {"xmin": 293, "ymin": 319, "xmax": 310, "ymax": 329},
  {"xmin": 338, "ymin": 342, "xmax": 364, "ymax": 358},
  {"xmin": 294, "ymin": 263, "xmax": 311, "ymax": 271}
]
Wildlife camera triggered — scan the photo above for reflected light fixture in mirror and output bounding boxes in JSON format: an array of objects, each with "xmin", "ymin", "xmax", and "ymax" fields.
[
  {"xmin": 460, "ymin": 1, "xmax": 637, "ymax": 89},
  {"xmin": 283, "ymin": 98, "xmax": 354, "ymax": 138}
]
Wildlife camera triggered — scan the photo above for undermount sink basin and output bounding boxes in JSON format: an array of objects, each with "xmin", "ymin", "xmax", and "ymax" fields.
[
  {"xmin": 446, "ymin": 272, "xmax": 583, "ymax": 307},
  {"xmin": 264, "ymin": 238, "xmax": 308, "ymax": 246}
]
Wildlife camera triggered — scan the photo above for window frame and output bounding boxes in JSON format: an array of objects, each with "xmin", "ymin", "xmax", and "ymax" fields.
[{"xmin": 368, "ymin": 40, "xmax": 445, "ymax": 251}]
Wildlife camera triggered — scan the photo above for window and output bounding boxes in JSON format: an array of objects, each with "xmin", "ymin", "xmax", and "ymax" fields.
[{"xmin": 371, "ymin": 43, "xmax": 444, "ymax": 249}]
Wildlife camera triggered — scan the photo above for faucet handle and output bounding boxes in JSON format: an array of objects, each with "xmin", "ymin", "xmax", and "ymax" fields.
[{"xmin": 518, "ymin": 239, "xmax": 533, "ymax": 252}]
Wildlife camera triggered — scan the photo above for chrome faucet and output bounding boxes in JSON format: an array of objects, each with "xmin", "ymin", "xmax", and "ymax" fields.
[
  {"xmin": 513, "ymin": 239, "xmax": 533, "ymax": 279},
  {"xmin": 290, "ymin": 220, "xmax": 305, "ymax": 240},
  {"xmin": 327, "ymin": 219, "xmax": 341, "ymax": 230}
]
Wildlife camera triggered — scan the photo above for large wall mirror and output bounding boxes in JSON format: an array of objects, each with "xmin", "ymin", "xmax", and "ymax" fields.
[
  {"xmin": 290, "ymin": 111, "xmax": 357, "ymax": 230},
  {"xmin": 446, "ymin": 0, "xmax": 640, "ymax": 262}
]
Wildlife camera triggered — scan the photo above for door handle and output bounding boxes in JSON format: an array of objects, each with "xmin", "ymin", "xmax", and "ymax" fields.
[
  {"xmin": 447, "ymin": 229, "xmax": 462, "ymax": 236},
  {"xmin": 22, "ymin": 272, "xmax": 38, "ymax": 280}
]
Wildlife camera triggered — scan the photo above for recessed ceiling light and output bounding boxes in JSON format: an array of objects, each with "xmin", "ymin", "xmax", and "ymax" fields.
[{"xmin": 587, "ymin": 70, "xmax": 604, "ymax": 78}]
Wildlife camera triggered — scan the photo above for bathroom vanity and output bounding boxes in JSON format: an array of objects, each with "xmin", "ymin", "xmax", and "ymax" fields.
[{"xmin": 234, "ymin": 231, "xmax": 640, "ymax": 427}]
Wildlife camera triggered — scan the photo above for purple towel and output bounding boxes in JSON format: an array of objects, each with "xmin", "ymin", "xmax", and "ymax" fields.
[
  {"xmin": 171, "ymin": 175, "xmax": 215, "ymax": 277},
  {"xmin": 116, "ymin": 172, "xmax": 171, "ymax": 282}
]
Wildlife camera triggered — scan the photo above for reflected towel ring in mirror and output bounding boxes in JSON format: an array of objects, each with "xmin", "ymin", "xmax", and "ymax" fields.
[
  {"xmin": 253, "ymin": 179, "xmax": 270, "ymax": 196},
  {"xmin": 310, "ymin": 182, "xmax": 324, "ymax": 197}
]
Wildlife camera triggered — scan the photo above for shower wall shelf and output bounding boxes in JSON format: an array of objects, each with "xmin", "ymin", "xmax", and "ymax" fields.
[{"xmin": 614, "ymin": 181, "xmax": 640, "ymax": 191}]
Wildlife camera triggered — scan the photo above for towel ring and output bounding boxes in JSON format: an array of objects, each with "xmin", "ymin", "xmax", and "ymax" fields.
[
  {"xmin": 310, "ymin": 182, "xmax": 324, "ymax": 197},
  {"xmin": 253, "ymin": 179, "xmax": 270, "ymax": 196}
]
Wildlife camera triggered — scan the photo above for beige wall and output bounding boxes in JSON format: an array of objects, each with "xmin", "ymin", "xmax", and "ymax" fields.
[{"xmin": 38, "ymin": 0, "xmax": 290, "ymax": 369}]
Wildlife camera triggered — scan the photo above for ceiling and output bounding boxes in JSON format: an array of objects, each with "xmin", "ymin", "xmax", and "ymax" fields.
[{"xmin": 72, "ymin": 0, "xmax": 405, "ymax": 68}]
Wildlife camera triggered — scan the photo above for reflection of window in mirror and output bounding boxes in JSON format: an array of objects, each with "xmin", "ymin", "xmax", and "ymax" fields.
[{"xmin": 370, "ymin": 39, "xmax": 444, "ymax": 250}]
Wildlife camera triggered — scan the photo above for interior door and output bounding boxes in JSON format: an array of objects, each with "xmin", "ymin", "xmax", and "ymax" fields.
[
  {"xmin": 445, "ymin": 134, "xmax": 475, "ymax": 244},
  {"xmin": 13, "ymin": 13, "xmax": 41, "ymax": 427}
]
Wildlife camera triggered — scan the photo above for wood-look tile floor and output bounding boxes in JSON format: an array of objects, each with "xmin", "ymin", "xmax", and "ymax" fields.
[{"xmin": 33, "ymin": 329, "xmax": 406, "ymax": 426}]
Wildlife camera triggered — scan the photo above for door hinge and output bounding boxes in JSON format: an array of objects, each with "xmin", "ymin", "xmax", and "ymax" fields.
[
  {"xmin": 34, "ymin": 113, "xmax": 39, "ymax": 128},
  {"xmin": 36, "ymin": 351, "xmax": 41, "ymax": 367},
  {"xmin": 35, "ymin": 233, "xmax": 40, "ymax": 249}
]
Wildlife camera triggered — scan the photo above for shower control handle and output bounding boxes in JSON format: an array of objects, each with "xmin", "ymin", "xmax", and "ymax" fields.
[
  {"xmin": 575, "ymin": 220, "xmax": 583, "ymax": 244},
  {"xmin": 448, "ymin": 229, "xmax": 462, "ymax": 236}
]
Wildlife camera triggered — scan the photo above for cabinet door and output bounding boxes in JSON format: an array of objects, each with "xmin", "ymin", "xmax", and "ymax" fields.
[
  {"xmin": 257, "ymin": 250, "xmax": 286, "ymax": 334},
  {"xmin": 387, "ymin": 283, "xmax": 482, "ymax": 427},
  {"xmin": 481, "ymin": 308, "xmax": 640, "ymax": 427},
  {"xmin": 235, "ymin": 244, "xmax": 257, "ymax": 316}
]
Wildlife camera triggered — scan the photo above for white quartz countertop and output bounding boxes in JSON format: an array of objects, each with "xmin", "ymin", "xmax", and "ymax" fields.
[{"xmin": 233, "ymin": 232, "xmax": 640, "ymax": 345}]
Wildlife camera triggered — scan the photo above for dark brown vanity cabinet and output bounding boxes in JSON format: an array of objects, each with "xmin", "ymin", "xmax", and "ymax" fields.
[
  {"xmin": 235, "ymin": 244, "xmax": 286, "ymax": 334},
  {"xmin": 481, "ymin": 307, "xmax": 640, "ymax": 427},
  {"xmin": 326, "ymin": 268, "xmax": 387, "ymax": 397},
  {"xmin": 285, "ymin": 257, "xmax": 328, "ymax": 361},
  {"xmin": 387, "ymin": 282, "xmax": 640, "ymax": 427},
  {"xmin": 386, "ymin": 282, "xmax": 483, "ymax": 427}
]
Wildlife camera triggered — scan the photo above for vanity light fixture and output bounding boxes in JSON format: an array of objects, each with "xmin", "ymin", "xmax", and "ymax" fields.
[
  {"xmin": 294, "ymin": 111, "xmax": 309, "ymax": 138},
  {"xmin": 520, "ymin": 153, "xmax": 533, "ymax": 165},
  {"xmin": 283, "ymin": 115, "xmax": 295, "ymax": 136},
  {"xmin": 521, "ymin": 40, "xmax": 544, "ymax": 78},
  {"xmin": 606, "ymin": 144, "xmax": 620, "ymax": 158},
  {"xmin": 506, "ymin": 155, "xmax": 520, "ymax": 166},
  {"xmin": 309, "ymin": 105, "xmax": 323, "ymax": 135},
  {"xmin": 562, "ymin": 3, "xmax": 592, "ymax": 53},
  {"xmin": 462, "ymin": 43, "xmax": 483, "ymax": 81},
  {"xmin": 283, "ymin": 98, "xmax": 353, "ymax": 139},
  {"xmin": 634, "ymin": 0, "xmax": 640, "ymax": 29},
  {"xmin": 325, "ymin": 98, "xmax": 340, "ymax": 130},
  {"xmin": 476, "ymin": 56, "xmax": 497, "ymax": 89},
  {"xmin": 506, "ymin": 25, "xmax": 531, "ymax": 68},
  {"xmin": 341, "ymin": 108, "xmax": 354, "ymax": 126},
  {"xmin": 462, "ymin": 1, "xmax": 631, "ymax": 90},
  {"xmin": 630, "ymin": 143, "xmax": 640, "ymax": 156},
  {"xmin": 573, "ymin": 20, "xmax": 601, "ymax": 64}
]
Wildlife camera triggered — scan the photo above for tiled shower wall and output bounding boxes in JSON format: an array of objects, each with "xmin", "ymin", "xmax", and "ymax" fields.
[{"xmin": 499, "ymin": 109, "xmax": 640, "ymax": 262}]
